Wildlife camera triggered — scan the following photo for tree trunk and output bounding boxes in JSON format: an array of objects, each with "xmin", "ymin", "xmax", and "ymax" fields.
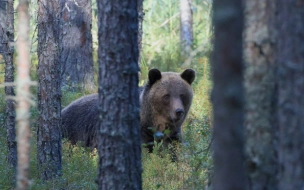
[
  {"xmin": 180, "ymin": 0, "xmax": 193, "ymax": 60},
  {"xmin": 0, "ymin": 0, "xmax": 17, "ymax": 168},
  {"xmin": 0, "ymin": 0, "xmax": 7, "ymax": 54},
  {"xmin": 137, "ymin": 0, "xmax": 143, "ymax": 65},
  {"xmin": 16, "ymin": 0, "xmax": 31, "ymax": 189},
  {"xmin": 97, "ymin": 0, "xmax": 142, "ymax": 189},
  {"xmin": 37, "ymin": 0, "xmax": 62, "ymax": 180},
  {"xmin": 244, "ymin": 1, "xmax": 278, "ymax": 189},
  {"xmin": 59, "ymin": 0, "xmax": 95, "ymax": 92},
  {"xmin": 276, "ymin": 1, "xmax": 304, "ymax": 189},
  {"xmin": 211, "ymin": 0, "xmax": 246, "ymax": 189}
]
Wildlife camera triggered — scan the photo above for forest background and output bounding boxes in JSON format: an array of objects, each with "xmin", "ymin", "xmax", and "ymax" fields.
[{"xmin": 0, "ymin": 0, "xmax": 212, "ymax": 189}]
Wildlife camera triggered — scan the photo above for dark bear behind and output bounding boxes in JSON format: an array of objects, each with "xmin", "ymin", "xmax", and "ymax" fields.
[
  {"xmin": 61, "ymin": 94, "xmax": 99, "ymax": 147},
  {"xmin": 62, "ymin": 88, "xmax": 144, "ymax": 147}
]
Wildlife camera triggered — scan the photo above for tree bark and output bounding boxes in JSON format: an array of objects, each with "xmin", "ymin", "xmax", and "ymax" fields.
[
  {"xmin": 211, "ymin": 0, "xmax": 246, "ymax": 189},
  {"xmin": 276, "ymin": 1, "xmax": 304, "ymax": 189},
  {"xmin": 37, "ymin": 0, "xmax": 62, "ymax": 180},
  {"xmin": 137, "ymin": 0, "xmax": 143, "ymax": 65},
  {"xmin": 16, "ymin": 0, "xmax": 31, "ymax": 189},
  {"xmin": 244, "ymin": 1, "xmax": 278, "ymax": 189},
  {"xmin": 0, "ymin": 0, "xmax": 17, "ymax": 168},
  {"xmin": 97, "ymin": 0, "xmax": 142, "ymax": 189},
  {"xmin": 0, "ymin": 0, "xmax": 7, "ymax": 54},
  {"xmin": 180, "ymin": 0, "xmax": 193, "ymax": 59},
  {"xmin": 59, "ymin": 0, "xmax": 95, "ymax": 92}
]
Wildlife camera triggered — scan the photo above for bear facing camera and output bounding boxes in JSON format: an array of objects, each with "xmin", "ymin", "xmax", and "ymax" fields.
[
  {"xmin": 140, "ymin": 68, "xmax": 195, "ymax": 152},
  {"xmin": 61, "ymin": 68, "xmax": 196, "ymax": 152}
]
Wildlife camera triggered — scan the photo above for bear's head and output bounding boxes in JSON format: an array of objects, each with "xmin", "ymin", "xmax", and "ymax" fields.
[{"xmin": 140, "ymin": 68, "xmax": 195, "ymax": 148}]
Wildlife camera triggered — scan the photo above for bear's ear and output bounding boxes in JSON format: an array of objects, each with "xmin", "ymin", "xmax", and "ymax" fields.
[
  {"xmin": 148, "ymin": 68, "xmax": 162, "ymax": 86},
  {"xmin": 181, "ymin": 69, "xmax": 196, "ymax": 85}
]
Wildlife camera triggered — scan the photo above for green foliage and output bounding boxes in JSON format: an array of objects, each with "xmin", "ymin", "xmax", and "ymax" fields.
[
  {"xmin": 141, "ymin": 0, "xmax": 212, "ymax": 73},
  {"xmin": 29, "ymin": 141, "xmax": 98, "ymax": 189},
  {"xmin": 0, "ymin": 64, "xmax": 4, "ymax": 84},
  {"xmin": 0, "ymin": 126, "xmax": 15, "ymax": 189}
]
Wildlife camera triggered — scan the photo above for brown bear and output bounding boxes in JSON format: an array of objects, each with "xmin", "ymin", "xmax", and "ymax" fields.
[
  {"xmin": 140, "ymin": 68, "xmax": 195, "ymax": 152},
  {"xmin": 61, "ymin": 68, "xmax": 195, "ymax": 151}
]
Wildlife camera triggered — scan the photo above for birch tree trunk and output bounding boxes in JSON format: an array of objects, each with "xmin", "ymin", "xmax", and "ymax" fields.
[
  {"xmin": 180, "ymin": 0, "xmax": 193, "ymax": 60},
  {"xmin": 212, "ymin": 0, "xmax": 246, "ymax": 189},
  {"xmin": 244, "ymin": 1, "xmax": 278, "ymax": 189},
  {"xmin": 37, "ymin": 0, "xmax": 62, "ymax": 180},
  {"xmin": 16, "ymin": 0, "xmax": 31, "ymax": 188},
  {"xmin": 97, "ymin": 0, "xmax": 142, "ymax": 189}
]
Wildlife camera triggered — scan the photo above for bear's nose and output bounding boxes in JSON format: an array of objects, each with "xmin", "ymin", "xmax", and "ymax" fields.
[{"xmin": 175, "ymin": 108, "xmax": 184, "ymax": 119}]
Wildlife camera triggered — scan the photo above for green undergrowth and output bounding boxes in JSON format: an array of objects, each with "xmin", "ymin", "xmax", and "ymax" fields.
[{"xmin": 30, "ymin": 141, "xmax": 98, "ymax": 189}]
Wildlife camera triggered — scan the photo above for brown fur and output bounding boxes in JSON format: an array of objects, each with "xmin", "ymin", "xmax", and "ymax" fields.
[
  {"xmin": 61, "ymin": 69, "xmax": 195, "ymax": 151},
  {"xmin": 140, "ymin": 69, "xmax": 195, "ymax": 151}
]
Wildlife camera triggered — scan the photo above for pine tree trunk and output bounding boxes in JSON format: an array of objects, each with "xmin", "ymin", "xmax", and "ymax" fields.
[
  {"xmin": 16, "ymin": 0, "xmax": 31, "ymax": 188},
  {"xmin": 59, "ymin": 0, "xmax": 95, "ymax": 91},
  {"xmin": 37, "ymin": 0, "xmax": 62, "ymax": 180},
  {"xmin": 277, "ymin": 1, "xmax": 304, "ymax": 189},
  {"xmin": 97, "ymin": 0, "xmax": 142, "ymax": 189},
  {"xmin": 0, "ymin": 0, "xmax": 17, "ymax": 168},
  {"xmin": 180, "ymin": 0, "xmax": 193, "ymax": 59},
  {"xmin": 211, "ymin": 0, "xmax": 246, "ymax": 189},
  {"xmin": 244, "ymin": 1, "xmax": 278, "ymax": 189}
]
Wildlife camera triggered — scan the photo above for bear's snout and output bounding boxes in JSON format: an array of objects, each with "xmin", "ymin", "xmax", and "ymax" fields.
[
  {"xmin": 175, "ymin": 108, "xmax": 185, "ymax": 121},
  {"xmin": 175, "ymin": 108, "xmax": 184, "ymax": 117}
]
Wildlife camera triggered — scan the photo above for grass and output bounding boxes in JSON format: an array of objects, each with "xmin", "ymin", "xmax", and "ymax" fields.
[
  {"xmin": 0, "ymin": 0, "xmax": 212, "ymax": 189},
  {"xmin": 30, "ymin": 142, "xmax": 98, "ymax": 189}
]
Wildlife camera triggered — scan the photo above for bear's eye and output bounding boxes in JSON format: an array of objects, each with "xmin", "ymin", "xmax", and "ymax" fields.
[
  {"xmin": 163, "ymin": 94, "xmax": 170, "ymax": 101},
  {"xmin": 180, "ymin": 94, "xmax": 187, "ymax": 101}
]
